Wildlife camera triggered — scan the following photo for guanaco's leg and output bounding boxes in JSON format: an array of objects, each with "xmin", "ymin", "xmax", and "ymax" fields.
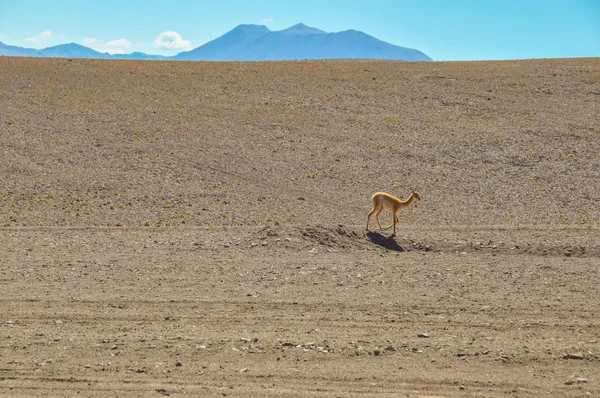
[
  {"xmin": 366, "ymin": 204, "xmax": 380, "ymax": 230},
  {"xmin": 375, "ymin": 208, "xmax": 384, "ymax": 231},
  {"xmin": 382, "ymin": 213, "xmax": 400, "ymax": 231}
]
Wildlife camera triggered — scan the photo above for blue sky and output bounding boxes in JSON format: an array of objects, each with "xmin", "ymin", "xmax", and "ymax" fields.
[{"xmin": 0, "ymin": 0, "xmax": 598, "ymax": 60}]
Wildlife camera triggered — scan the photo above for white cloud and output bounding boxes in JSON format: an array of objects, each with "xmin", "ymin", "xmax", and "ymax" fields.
[
  {"xmin": 25, "ymin": 30, "xmax": 52, "ymax": 43},
  {"xmin": 105, "ymin": 38, "xmax": 131, "ymax": 53},
  {"xmin": 81, "ymin": 38, "xmax": 131, "ymax": 54},
  {"xmin": 262, "ymin": 17, "xmax": 274, "ymax": 23},
  {"xmin": 152, "ymin": 31, "xmax": 192, "ymax": 50}
]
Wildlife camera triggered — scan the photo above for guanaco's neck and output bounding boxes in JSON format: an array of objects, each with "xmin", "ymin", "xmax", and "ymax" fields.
[{"xmin": 398, "ymin": 192, "xmax": 417, "ymax": 209}]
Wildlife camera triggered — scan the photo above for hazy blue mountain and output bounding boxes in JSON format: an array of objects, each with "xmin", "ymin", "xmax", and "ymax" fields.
[
  {"xmin": 38, "ymin": 43, "xmax": 111, "ymax": 59},
  {"xmin": 0, "ymin": 23, "xmax": 431, "ymax": 61},
  {"xmin": 174, "ymin": 23, "xmax": 430, "ymax": 61},
  {"xmin": 174, "ymin": 24, "xmax": 271, "ymax": 61},
  {"xmin": 0, "ymin": 41, "xmax": 40, "ymax": 57}
]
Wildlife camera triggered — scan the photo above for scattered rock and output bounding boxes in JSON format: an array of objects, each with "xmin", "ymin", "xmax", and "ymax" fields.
[
  {"xmin": 565, "ymin": 377, "xmax": 587, "ymax": 385},
  {"xmin": 417, "ymin": 332, "xmax": 430, "ymax": 338},
  {"xmin": 565, "ymin": 352, "xmax": 585, "ymax": 360},
  {"xmin": 175, "ymin": 360, "xmax": 182, "ymax": 367},
  {"xmin": 240, "ymin": 368, "xmax": 248, "ymax": 373}
]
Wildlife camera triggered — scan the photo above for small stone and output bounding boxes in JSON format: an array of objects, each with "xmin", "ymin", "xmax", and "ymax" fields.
[
  {"xmin": 175, "ymin": 360, "xmax": 183, "ymax": 367},
  {"xmin": 459, "ymin": 385, "xmax": 465, "ymax": 390},
  {"xmin": 373, "ymin": 350, "xmax": 381, "ymax": 356},
  {"xmin": 417, "ymin": 332, "xmax": 430, "ymax": 338},
  {"xmin": 240, "ymin": 368, "xmax": 248, "ymax": 373},
  {"xmin": 565, "ymin": 352, "xmax": 584, "ymax": 360}
]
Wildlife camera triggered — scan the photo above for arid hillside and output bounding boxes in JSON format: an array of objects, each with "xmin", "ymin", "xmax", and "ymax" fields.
[
  {"xmin": 1, "ymin": 57, "xmax": 598, "ymax": 228},
  {"xmin": 1, "ymin": 57, "xmax": 599, "ymax": 397}
]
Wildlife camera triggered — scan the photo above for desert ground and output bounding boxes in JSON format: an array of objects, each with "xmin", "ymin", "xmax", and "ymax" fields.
[{"xmin": 0, "ymin": 56, "xmax": 599, "ymax": 397}]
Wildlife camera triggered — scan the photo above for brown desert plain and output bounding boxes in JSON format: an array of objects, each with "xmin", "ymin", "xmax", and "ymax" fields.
[{"xmin": 0, "ymin": 56, "xmax": 599, "ymax": 397}]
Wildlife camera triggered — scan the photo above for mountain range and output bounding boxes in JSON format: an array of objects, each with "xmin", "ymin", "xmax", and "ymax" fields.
[{"xmin": 0, "ymin": 23, "xmax": 431, "ymax": 62}]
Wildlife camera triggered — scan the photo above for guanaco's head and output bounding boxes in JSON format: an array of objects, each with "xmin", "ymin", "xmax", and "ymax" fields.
[{"xmin": 413, "ymin": 187, "xmax": 421, "ymax": 201}]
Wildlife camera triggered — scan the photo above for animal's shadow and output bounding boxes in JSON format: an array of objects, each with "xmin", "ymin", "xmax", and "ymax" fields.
[{"xmin": 366, "ymin": 231, "xmax": 405, "ymax": 252}]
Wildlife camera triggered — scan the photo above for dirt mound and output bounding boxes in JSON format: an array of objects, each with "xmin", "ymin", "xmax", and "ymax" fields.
[
  {"xmin": 238, "ymin": 224, "xmax": 371, "ymax": 252},
  {"xmin": 298, "ymin": 224, "xmax": 364, "ymax": 248}
]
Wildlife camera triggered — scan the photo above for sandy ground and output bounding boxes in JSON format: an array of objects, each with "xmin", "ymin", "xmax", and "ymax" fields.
[{"xmin": 1, "ymin": 57, "xmax": 599, "ymax": 396}]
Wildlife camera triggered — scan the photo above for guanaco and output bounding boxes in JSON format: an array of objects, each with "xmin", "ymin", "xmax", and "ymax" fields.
[{"xmin": 366, "ymin": 187, "xmax": 421, "ymax": 236}]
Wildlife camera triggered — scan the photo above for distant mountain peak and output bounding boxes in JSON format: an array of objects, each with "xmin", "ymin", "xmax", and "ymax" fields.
[
  {"xmin": 232, "ymin": 24, "xmax": 271, "ymax": 33},
  {"xmin": 46, "ymin": 42, "xmax": 95, "ymax": 50},
  {"xmin": 278, "ymin": 23, "xmax": 326, "ymax": 35}
]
